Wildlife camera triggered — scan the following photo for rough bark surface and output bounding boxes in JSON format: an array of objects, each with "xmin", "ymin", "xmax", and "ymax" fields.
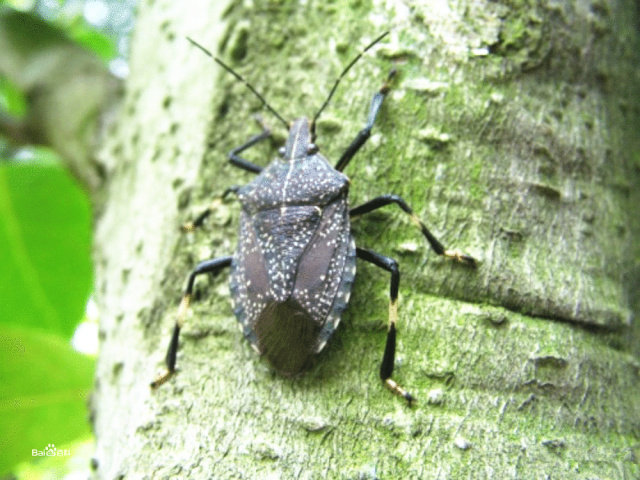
[{"xmin": 90, "ymin": 0, "xmax": 640, "ymax": 478}]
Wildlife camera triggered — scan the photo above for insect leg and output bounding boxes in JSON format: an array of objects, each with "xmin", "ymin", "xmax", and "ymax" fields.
[
  {"xmin": 334, "ymin": 70, "xmax": 396, "ymax": 172},
  {"xmin": 356, "ymin": 247, "xmax": 414, "ymax": 405},
  {"xmin": 151, "ymin": 255, "xmax": 233, "ymax": 389},
  {"xmin": 184, "ymin": 117, "xmax": 273, "ymax": 233},
  {"xmin": 182, "ymin": 186, "xmax": 241, "ymax": 232},
  {"xmin": 351, "ymin": 195, "xmax": 477, "ymax": 267},
  {"xmin": 228, "ymin": 118, "xmax": 272, "ymax": 173}
]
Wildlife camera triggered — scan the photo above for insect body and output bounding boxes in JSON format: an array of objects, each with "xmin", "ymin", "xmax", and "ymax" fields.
[
  {"xmin": 230, "ymin": 117, "xmax": 354, "ymax": 375},
  {"xmin": 151, "ymin": 33, "xmax": 477, "ymax": 404}
]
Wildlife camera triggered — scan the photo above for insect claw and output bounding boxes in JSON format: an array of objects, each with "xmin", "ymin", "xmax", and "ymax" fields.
[
  {"xmin": 150, "ymin": 369, "xmax": 174, "ymax": 389},
  {"xmin": 181, "ymin": 222, "xmax": 196, "ymax": 233},
  {"xmin": 252, "ymin": 114, "xmax": 270, "ymax": 132},
  {"xmin": 381, "ymin": 69, "xmax": 397, "ymax": 93},
  {"xmin": 444, "ymin": 250, "xmax": 478, "ymax": 267},
  {"xmin": 460, "ymin": 254, "xmax": 478, "ymax": 268},
  {"xmin": 404, "ymin": 392, "xmax": 415, "ymax": 407},
  {"xmin": 384, "ymin": 378, "xmax": 415, "ymax": 406}
]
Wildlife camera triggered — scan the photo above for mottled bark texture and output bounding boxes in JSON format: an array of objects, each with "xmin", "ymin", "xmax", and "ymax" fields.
[{"xmin": 90, "ymin": 0, "xmax": 640, "ymax": 478}]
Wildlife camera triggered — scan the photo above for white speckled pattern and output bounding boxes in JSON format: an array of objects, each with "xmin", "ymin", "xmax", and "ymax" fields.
[{"xmin": 229, "ymin": 118, "xmax": 356, "ymax": 374}]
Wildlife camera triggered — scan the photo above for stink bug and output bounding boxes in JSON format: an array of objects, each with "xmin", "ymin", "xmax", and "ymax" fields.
[{"xmin": 151, "ymin": 32, "xmax": 477, "ymax": 404}]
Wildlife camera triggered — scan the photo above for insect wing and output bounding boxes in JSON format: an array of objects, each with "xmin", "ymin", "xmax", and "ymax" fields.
[{"xmin": 230, "ymin": 196, "xmax": 353, "ymax": 372}]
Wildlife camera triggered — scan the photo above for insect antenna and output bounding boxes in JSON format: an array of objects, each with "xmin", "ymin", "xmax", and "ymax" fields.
[
  {"xmin": 187, "ymin": 37, "xmax": 289, "ymax": 130},
  {"xmin": 311, "ymin": 31, "xmax": 390, "ymax": 138}
]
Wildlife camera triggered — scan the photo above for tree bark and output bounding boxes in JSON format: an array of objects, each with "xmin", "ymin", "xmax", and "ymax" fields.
[{"xmin": 90, "ymin": 0, "xmax": 640, "ymax": 478}]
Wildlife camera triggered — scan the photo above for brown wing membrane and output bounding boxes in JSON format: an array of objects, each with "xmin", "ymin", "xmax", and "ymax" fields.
[{"xmin": 254, "ymin": 298, "xmax": 321, "ymax": 375}]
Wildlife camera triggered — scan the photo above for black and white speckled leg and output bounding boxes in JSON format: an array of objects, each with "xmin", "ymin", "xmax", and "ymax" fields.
[
  {"xmin": 356, "ymin": 247, "xmax": 414, "ymax": 405},
  {"xmin": 350, "ymin": 194, "xmax": 477, "ymax": 267},
  {"xmin": 334, "ymin": 70, "xmax": 396, "ymax": 172},
  {"xmin": 151, "ymin": 256, "xmax": 233, "ymax": 389}
]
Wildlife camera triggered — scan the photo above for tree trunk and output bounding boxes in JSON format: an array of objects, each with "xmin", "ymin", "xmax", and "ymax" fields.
[{"xmin": 90, "ymin": 0, "xmax": 640, "ymax": 478}]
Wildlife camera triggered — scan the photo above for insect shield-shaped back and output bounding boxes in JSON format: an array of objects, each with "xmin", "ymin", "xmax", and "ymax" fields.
[{"xmin": 229, "ymin": 118, "xmax": 356, "ymax": 375}]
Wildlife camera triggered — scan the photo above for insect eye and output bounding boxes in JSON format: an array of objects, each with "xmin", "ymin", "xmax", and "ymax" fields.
[
  {"xmin": 278, "ymin": 146, "xmax": 286, "ymax": 156},
  {"xmin": 307, "ymin": 143, "xmax": 318, "ymax": 154}
]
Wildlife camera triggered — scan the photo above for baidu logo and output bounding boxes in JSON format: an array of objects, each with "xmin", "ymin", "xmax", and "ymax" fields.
[{"xmin": 32, "ymin": 443, "xmax": 71, "ymax": 457}]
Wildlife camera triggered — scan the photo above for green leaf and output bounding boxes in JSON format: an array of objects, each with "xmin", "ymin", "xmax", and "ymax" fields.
[
  {"xmin": 0, "ymin": 8, "xmax": 117, "ymax": 65},
  {"xmin": 0, "ymin": 162, "xmax": 92, "ymax": 339},
  {"xmin": 0, "ymin": 161, "xmax": 93, "ymax": 475},
  {"xmin": 0, "ymin": 325, "xmax": 95, "ymax": 476},
  {"xmin": 0, "ymin": 9, "xmax": 69, "ymax": 56},
  {"xmin": 0, "ymin": 76, "xmax": 28, "ymax": 118},
  {"xmin": 67, "ymin": 21, "xmax": 117, "ymax": 62}
]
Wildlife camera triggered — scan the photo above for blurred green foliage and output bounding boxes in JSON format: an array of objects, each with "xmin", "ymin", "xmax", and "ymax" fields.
[
  {"xmin": 1, "ymin": 2, "xmax": 117, "ymax": 61},
  {"xmin": 0, "ymin": 162, "xmax": 94, "ymax": 475},
  {"xmin": 0, "ymin": 3, "xmax": 121, "ymax": 477},
  {"xmin": 67, "ymin": 19, "xmax": 117, "ymax": 61},
  {"xmin": 0, "ymin": 163, "xmax": 93, "ymax": 337},
  {"xmin": 0, "ymin": 76, "xmax": 27, "ymax": 118}
]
